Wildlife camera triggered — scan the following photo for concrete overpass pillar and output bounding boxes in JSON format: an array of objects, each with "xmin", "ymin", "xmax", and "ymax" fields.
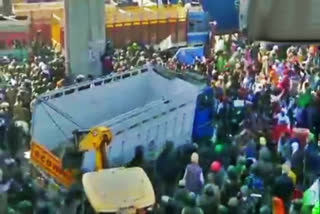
[{"xmin": 64, "ymin": 0, "xmax": 105, "ymax": 79}]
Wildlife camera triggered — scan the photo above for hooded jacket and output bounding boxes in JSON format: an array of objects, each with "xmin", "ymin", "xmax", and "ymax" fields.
[{"xmin": 197, "ymin": 184, "xmax": 219, "ymax": 214}]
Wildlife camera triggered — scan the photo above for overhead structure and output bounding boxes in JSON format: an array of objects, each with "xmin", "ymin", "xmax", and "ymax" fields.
[
  {"xmin": 64, "ymin": 0, "xmax": 105, "ymax": 78},
  {"xmin": 241, "ymin": 0, "xmax": 320, "ymax": 42}
]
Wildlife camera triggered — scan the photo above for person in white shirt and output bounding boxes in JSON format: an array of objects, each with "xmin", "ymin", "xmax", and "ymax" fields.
[{"xmin": 275, "ymin": 108, "xmax": 291, "ymax": 129}]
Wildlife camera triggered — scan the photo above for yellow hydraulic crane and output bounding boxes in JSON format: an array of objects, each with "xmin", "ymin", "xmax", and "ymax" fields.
[
  {"xmin": 77, "ymin": 126, "xmax": 113, "ymax": 171},
  {"xmin": 69, "ymin": 127, "xmax": 155, "ymax": 213}
]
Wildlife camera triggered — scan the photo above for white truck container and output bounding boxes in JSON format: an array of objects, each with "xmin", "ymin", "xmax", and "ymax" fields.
[{"xmin": 31, "ymin": 66, "xmax": 200, "ymax": 170}]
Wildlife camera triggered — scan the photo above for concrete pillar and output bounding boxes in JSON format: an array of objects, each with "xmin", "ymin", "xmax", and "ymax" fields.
[{"xmin": 64, "ymin": 0, "xmax": 105, "ymax": 79}]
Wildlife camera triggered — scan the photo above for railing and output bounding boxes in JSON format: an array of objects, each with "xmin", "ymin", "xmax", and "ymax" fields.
[
  {"xmin": 104, "ymin": 93, "xmax": 195, "ymax": 136},
  {"xmin": 38, "ymin": 65, "xmax": 151, "ymax": 101}
]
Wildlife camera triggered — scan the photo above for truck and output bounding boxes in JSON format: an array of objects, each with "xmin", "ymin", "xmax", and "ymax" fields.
[{"xmin": 30, "ymin": 66, "xmax": 213, "ymax": 184}]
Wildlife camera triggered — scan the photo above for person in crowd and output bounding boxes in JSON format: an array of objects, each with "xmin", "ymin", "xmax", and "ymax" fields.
[
  {"xmin": 181, "ymin": 192, "xmax": 204, "ymax": 214},
  {"xmin": 161, "ymin": 180, "xmax": 189, "ymax": 214},
  {"xmin": 197, "ymin": 184, "xmax": 219, "ymax": 214},
  {"xmin": 273, "ymin": 170, "xmax": 295, "ymax": 212},
  {"xmin": 127, "ymin": 145, "xmax": 145, "ymax": 168},
  {"xmin": 221, "ymin": 165, "xmax": 240, "ymax": 205},
  {"xmin": 182, "ymin": 152, "xmax": 204, "ymax": 195},
  {"xmin": 207, "ymin": 161, "xmax": 226, "ymax": 189},
  {"xmin": 156, "ymin": 141, "xmax": 180, "ymax": 197}
]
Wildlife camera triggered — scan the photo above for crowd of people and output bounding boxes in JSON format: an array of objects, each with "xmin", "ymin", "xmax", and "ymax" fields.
[
  {"xmin": 0, "ymin": 33, "xmax": 320, "ymax": 213},
  {"xmin": 124, "ymin": 38, "xmax": 320, "ymax": 214},
  {"xmin": 100, "ymin": 39, "xmax": 214, "ymax": 76},
  {"xmin": 0, "ymin": 40, "xmax": 66, "ymax": 149},
  {"xmin": 0, "ymin": 39, "xmax": 67, "ymax": 213}
]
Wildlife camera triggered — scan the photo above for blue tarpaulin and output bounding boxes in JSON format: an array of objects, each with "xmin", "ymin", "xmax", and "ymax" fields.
[
  {"xmin": 202, "ymin": 0, "xmax": 239, "ymax": 33},
  {"xmin": 174, "ymin": 46, "xmax": 204, "ymax": 65}
]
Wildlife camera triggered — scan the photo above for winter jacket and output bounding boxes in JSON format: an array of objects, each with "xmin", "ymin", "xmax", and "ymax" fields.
[
  {"xmin": 197, "ymin": 184, "xmax": 219, "ymax": 214},
  {"xmin": 273, "ymin": 174, "xmax": 294, "ymax": 203},
  {"xmin": 183, "ymin": 163, "xmax": 204, "ymax": 194}
]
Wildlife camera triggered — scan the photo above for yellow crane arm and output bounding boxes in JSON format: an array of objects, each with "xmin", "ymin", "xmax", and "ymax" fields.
[{"xmin": 78, "ymin": 126, "xmax": 113, "ymax": 171}]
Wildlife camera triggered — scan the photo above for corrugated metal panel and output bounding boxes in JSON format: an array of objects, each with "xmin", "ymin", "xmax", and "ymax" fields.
[{"xmin": 202, "ymin": 0, "xmax": 239, "ymax": 33}]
